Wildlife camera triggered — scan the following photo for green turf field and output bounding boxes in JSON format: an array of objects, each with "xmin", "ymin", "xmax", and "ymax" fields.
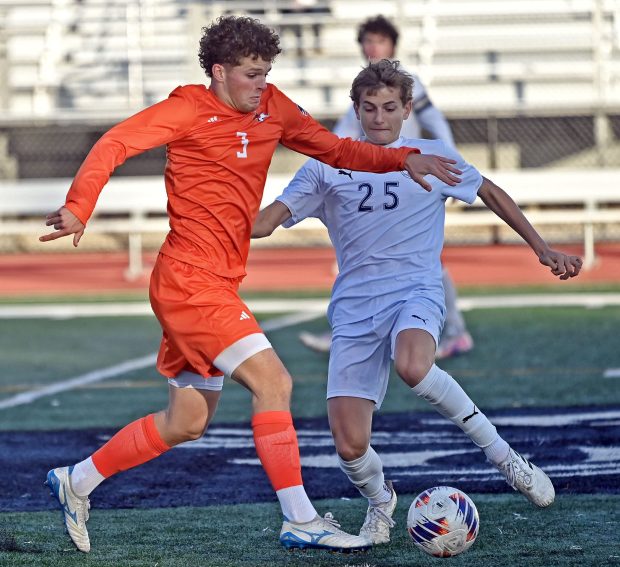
[
  {"xmin": 2, "ymin": 494, "xmax": 619, "ymax": 567},
  {"xmin": 1, "ymin": 301, "xmax": 619, "ymax": 566},
  {"xmin": 2, "ymin": 306, "xmax": 619, "ymax": 429}
]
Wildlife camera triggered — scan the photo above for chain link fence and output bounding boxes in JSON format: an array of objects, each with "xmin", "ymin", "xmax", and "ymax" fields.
[
  {"xmin": 1, "ymin": 0, "xmax": 619, "ymax": 253},
  {"xmin": 1, "ymin": 112, "xmax": 618, "ymax": 180}
]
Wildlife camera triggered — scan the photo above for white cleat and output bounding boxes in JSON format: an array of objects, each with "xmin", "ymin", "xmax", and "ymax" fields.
[
  {"xmin": 45, "ymin": 466, "xmax": 91, "ymax": 552},
  {"xmin": 359, "ymin": 480, "xmax": 397, "ymax": 545},
  {"xmin": 496, "ymin": 449, "xmax": 555, "ymax": 508},
  {"xmin": 280, "ymin": 512, "xmax": 372, "ymax": 552},
  {"xmin": 298, "ymin": 331, "xmax": 332, "ymax": 354}
]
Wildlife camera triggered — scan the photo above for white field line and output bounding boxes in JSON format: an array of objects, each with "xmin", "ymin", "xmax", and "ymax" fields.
[
  {"xmin": 0, "ymin": 299, "xmax": 329, "ymax": 319},
  {"xmin": 0, "ymin": 354, "xmax": 157, "ymax": 410},
  {"xmin": 1, "ymin": 293, "xmax": 620, "ymax": 319},
  {"xmin": 1, "ymin": 294, "xmax": 618, "ymax": 408},
  {"xmin": 456, "ymin": 293, "xmax": 620, "ymax": 311},
  {"xmin": 0, "ymin": 310, "xmax": 323, "ymax": 411}
]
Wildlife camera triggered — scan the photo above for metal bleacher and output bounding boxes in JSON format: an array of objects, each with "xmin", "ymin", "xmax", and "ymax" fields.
[
  {"xmin": 1, "ymin": 0, "xmax": 619, "ymax": 119},
  {"xmin": 0, "ymin": 0, "xmax": 190, "ymax": 115},
  {"xmin": 1, "ymin": 1, "xmax": 619, "ymax": 267}
]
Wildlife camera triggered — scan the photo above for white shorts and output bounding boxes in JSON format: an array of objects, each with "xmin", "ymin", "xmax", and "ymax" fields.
[
  {"xmin": 327, "ymin": 297, "xmax": 444, "ymax": 409},
  {"xmin": 168, "ymin": 370, "xmax": 225, "ymax": 391}
]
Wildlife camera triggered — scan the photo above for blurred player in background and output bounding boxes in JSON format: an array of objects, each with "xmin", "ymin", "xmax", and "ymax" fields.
[
  {"xmin": 253, "ymin": 59, "xmax": 582, "ymax": 544},
  {"xmin": 38, "ymin": 15, "xmax": 462, "ymax": 554},
  {"xmin": 299, "ymin": 15, "xmax": 472, "ymax": 360}
]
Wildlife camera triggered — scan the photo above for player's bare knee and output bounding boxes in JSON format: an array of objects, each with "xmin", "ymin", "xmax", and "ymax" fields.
[
  {"xmin": 175, "ymin": 419, "xmax": 207, "ymax": 442},
  {"xmin": 336, "ymin": 439, "xmax": 369, "ymax": 462},
  {"xmin": 252, "ymin": 369, "xmax": 293, "ymax": 402},
  {"xmin": 333, "ymin": 431, "xmax": 369, "ymax": 462},
  {"xmin": 184, "ymin": 423, "xmax": 208, "ymax": 441},
  {"xmin": 162, "ymin": 414, "xmax": 208, "ymax": 444},
  {"xmin": 395, "ymin": 358, "xmax": 433, "ymax": 387}
]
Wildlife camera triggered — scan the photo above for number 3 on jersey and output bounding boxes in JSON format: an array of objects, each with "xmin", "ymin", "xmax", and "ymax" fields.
[{"xmin": 236, "ymin": 132, "xmax": 249, "ymax": 158}]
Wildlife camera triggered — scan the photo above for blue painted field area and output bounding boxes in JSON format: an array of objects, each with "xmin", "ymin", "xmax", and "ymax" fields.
[
  {"xmin": 3, "ymin": 405, "xmax": 618, "ymax": 513},
  {"xmin": 1, "ymin": 305, "xmax": 619, "ymax": 566}
]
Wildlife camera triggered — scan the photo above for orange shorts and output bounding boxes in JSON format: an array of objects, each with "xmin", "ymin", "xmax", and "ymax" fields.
[{"xmin": 149, "ymin": 253, "xmax": 269, "ymax": 379}]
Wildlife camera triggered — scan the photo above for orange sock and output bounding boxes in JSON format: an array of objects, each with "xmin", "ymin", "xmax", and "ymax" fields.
[
  {"xmin": 92, "ymin": 413, "xmax": 170, "ymax": 478},
  {"xmin": 252, "ymin": 411, "xmax": 303, "ymax": 491}
]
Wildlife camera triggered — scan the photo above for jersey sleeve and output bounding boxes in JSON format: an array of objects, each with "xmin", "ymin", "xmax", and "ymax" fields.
[
  {"xmin": 411, "ymin": 72, "xmax": 433, "ymax": 115},
  {"xmin": 416, "ymin": 105, "xmax": 456, "ymax": 149},
  {"xmin": 273, "ymin": 86, "xmax": 417, "ymax": 173},
  {"xmin": 410, "ymin": 73, "xmax": 456, "ymax": 148},
  {"xmin": 435, "ymin": 141, "xmax": 482, "ymax": 203},
  {"xmin": 276, "ymin": 158, "xmax": 326, "ymax": 228},
  {"xmin": 65, "ymin": 86, "xmax": 197, "ymax": 224}
]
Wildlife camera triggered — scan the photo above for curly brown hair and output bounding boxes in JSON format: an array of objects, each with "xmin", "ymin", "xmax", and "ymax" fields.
[
  {"xmin": 350, "ymin": 60, "xmax": 413, "ymax": 106},
  {"xmin": 198, "ymin": 16, "xmax": 281, "ymax": 77}
]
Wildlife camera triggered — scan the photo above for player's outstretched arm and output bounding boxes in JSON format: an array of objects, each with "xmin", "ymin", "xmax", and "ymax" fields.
[
  {"xmin": 537, "ymin": 247, "xmax": 583, "ymax": 280},
  {"xmin": 251, "ymin": 201, "xmax": 292, "ymax": 238},
  {"xmin": 39, "ymin": 206, "xmax": 85, "ymax": 247},
  {"xmin": 404, "ymin": 152, "xmax": 462, "ymax": 191},
  {"xmin": 478, "ymin": 177, "xmax": 582, "ymax": 280}
]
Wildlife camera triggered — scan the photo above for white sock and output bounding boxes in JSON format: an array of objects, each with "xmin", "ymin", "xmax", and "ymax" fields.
[
  {"xmin": 412, "ymin": 365, "xmax": 500, "ymax": 448},
  {"xmin": 276, "ymin": 485, "xmax": 317, "ymax": 523},
  {"xmin": 338, "ymin": 446, "xmax": 391, "ymax": 505},
  {"xmin": 483, "ymin": 436, "xmax": 511, "ymax": 466},
  {"xmin": 70, "ymin": 457, "xmax": 105, "ymax": 498},
  {"xmin": 368, "ymin": 483, "xmax": 392, "ymax": 506}
]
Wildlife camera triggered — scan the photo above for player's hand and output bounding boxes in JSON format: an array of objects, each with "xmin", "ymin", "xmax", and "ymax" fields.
[
  {"xmin": 538, "ymin": 248, "xmax": 582, "ymax": 280},
  {"xmin": 404, "ymin": 153, "xmax": 462, "ymax": 191},
  {"xmin": 40, "ymin": 206, "xmax": 85, "ymax": 247}
]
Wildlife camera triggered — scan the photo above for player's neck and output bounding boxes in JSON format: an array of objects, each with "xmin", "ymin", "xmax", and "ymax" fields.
[
  {"xmin": 364, "ymin": 134, "xmax": 401, "ymax": 146},
  {"xmin": 209, "ymin": 83, "xmax": 233, "ymax": 109}
]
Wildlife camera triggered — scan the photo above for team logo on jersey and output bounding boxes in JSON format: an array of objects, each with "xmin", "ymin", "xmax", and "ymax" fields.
[
  {"xmin": 297, "ymin": 104, "xmax": 309, "ymax": 116},
  {"xmin": 207, "ymin": 116, "xmax": 219, "ymax": 123},
  {"xmin": 338, "ymin": 169, "xmax": 353, "ymax": 179},
  {"xmin": 255, "ymin": 112, "xmax": 270, "ymax": 122}
]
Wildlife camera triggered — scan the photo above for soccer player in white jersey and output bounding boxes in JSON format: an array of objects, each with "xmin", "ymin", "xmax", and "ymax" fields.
[
  {"xmin": 300, "ymin": 14, "xmax": 473, "ymax": 359},
  {"xmin": 252, "ymin": 60, "xmax": 582, "ymax": 545},
  {"xmin": 333, "ymin": 15, "xmax": 453, "ymax": 144}
]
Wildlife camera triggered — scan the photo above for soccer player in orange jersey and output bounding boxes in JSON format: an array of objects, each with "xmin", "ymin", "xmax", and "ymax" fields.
[{"xmin": 39, "ymin": 15, "xmax": 461, "ymax": 554}]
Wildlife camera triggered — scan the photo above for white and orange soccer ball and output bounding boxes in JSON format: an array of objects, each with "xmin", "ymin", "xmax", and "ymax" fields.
[{"xmin": 407, "ymin": 486, "xmax": 479, "ymax": 557}]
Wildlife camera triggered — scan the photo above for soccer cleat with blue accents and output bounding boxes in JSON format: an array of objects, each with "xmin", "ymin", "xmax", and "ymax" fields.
[
  {"xmin": 496, "ymin": 449, "xmax": 555, "ymax": 508},
  {"xmin": 45, "ymin": 466, "xmax": 91, "ymax": 552},
  {"xmin": 280, "ymin": 512, "xmax": 372, "ymax": 552}
]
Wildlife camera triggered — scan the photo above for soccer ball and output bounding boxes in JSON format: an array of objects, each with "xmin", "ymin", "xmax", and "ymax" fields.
[{"xmin": 407, "ymin": 486, "xmax": 479, "ymax": 557}]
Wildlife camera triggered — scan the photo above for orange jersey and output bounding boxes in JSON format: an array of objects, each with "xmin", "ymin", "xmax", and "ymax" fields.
[{"xmin": 65, "ymin": 84, "xmax": 416, "ymax": 277}]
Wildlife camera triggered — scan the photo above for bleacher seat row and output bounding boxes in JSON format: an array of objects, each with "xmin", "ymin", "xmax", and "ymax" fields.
[{"xmin": 0, "ymin": 0, "xmax": 619, "ymax": 117}]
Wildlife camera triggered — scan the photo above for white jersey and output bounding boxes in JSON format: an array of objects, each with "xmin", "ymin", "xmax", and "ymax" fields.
[
  {"xmin": 333, "ymin": 71, "xmax": 455, "ymax": 148},
  {"xmin": 277, "ymin": 137, "xmax": 482, "ymax": 327}
]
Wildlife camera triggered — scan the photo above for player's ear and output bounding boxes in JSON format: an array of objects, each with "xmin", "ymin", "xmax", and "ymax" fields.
[
  {"xmin": 353, "ymin": 103, "xmax": 361, "ymax": 121},
  {"xmin": 211, "ymin": 63, "xmax": 225, "ymax": 83},
  {"xmin": 403, "ymin": 99, "xmax": 413, "ymax": 120}
]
